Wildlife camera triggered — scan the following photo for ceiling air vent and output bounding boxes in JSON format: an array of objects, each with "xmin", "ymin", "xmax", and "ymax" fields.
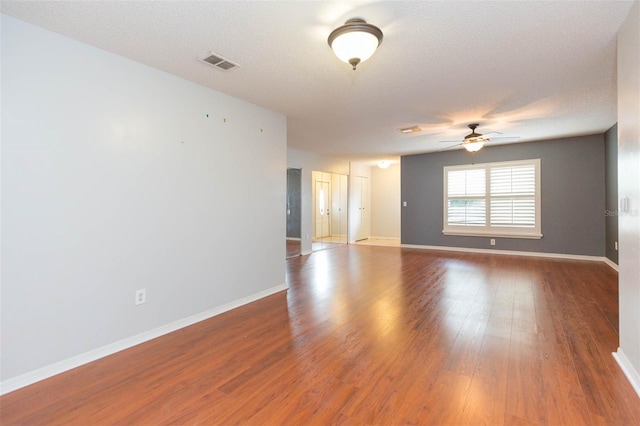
[
  {"xmin": 399, "ymin": 126, "xmax": 422, "ymax": 134},
  {"xmin": 199, "ymin": 51, "xmax": 238, "ymax": 71}
]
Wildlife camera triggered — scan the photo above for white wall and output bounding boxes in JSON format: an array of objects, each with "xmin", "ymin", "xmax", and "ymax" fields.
[
  {"xmin": 287, "ymin": 148, "xmax": 348, "ymax": 254},
  {"xmin": 370, "ymin": 163, "xmax": 401, "ymax": 239},
  {"xmin": 615, "ymin": 0, "xmax": 640, "ymax": 396},
  {"xmin": 1, "ymin": 15, "xmax": 287, "ymax": 389}
]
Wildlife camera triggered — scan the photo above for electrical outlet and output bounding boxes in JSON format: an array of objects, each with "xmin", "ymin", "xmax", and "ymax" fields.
[
  {"xmin": 135, "ymin": 289, "xmax": 146, "ymax": 306},
  {"xmin": 615, "ymin": 241, "xmax": 618, "ymax": 251},
  {"xmin": 490, "ymin": 239, "xmax": 496, "ymax": 246}
]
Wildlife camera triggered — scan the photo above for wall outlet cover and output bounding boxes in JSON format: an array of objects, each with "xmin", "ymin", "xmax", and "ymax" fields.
[{"xmin": 135, "ymin": 289, "xmax": 146, "ymax": 306}]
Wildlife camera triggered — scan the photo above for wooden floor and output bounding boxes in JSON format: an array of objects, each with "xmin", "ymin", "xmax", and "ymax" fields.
[
  {"xmin": 286, "ymin": 239, "xmax": 301, "ymax": 258},
  {"xmin": 1, "ymin": 245, "xmax": 638, "ymax": 425}
]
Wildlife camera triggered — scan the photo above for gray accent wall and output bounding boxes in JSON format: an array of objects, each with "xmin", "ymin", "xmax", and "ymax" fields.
[
  {"xmin": 401, "ymin": 135, "xmax": 606, "ymax": 256},
  {"xmin": 286, "ymin": 168, "xmax": 302, "ymax": 238},
  {"xmin": 605, "ymin": 124, "xmax": 619, "ymax": 264}
]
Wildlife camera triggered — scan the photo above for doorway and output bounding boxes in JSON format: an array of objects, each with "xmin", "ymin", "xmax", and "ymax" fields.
[
  {"xmin": 286, "ymin": 168, "xmax": 302, "ymax": 258},
  {"xmin": 312, "ymin": 171, "xmax": 348, "ymax": 252}
]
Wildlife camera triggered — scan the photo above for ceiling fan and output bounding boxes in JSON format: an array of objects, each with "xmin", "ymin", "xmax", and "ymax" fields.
[{"xmin": 439, "ymin": 124, "xmax": 520, "ymax": 152}]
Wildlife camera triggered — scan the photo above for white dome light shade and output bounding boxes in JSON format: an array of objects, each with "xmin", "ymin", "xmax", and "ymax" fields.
[
  {"xmin": 328, "ymin": 18, "xmax": 383, "ymax": 70},
  {"xmin": 331, "ymin": 31, "xmax": 379, "ymax": 66},
  {"xmin": 463, "ymin": 141, "xmax": 484, "ymax": 152}
]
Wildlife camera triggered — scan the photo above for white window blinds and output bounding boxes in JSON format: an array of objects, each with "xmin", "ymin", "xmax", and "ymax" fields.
[
  {"xmin": 490, "ymin": 164, "xmax": 536, "ymax": 228},
  {"xmin": 446, "ymin": 168, "xmax": 486, "ymax": 227},
  {"xmin": 443, "ymin": 159, "xmax": 541, "ymax": 238}
]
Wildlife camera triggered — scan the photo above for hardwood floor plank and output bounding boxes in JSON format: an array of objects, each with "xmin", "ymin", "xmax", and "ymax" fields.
[
  {"xmin": 505, "ymin": 335, "xmax": 546, "ymax": 424},
  {"xmin": 503, "ymin": 412, "xmax": 540, "ymax": 426},
  {"xmin": 444, "ymin": 284, "xmax": 494, "ymax": 376},
  {"xmin": 2, "ymin": 246, "xmax": 638, "ymax": 425},
  {"xmin": 458, "ymin": 334, "xmax": 512, "ymax": 425},
  {"xmin": 532, "ymin": 274, "xmax": 593, "ymax": 425},
  {"xmin": 399, "ymin": 368, "xmax": 471, "ymax": 425},
  {"xmin": 484, "ymin": 271, "xmax": 516, "ymax": 340}
]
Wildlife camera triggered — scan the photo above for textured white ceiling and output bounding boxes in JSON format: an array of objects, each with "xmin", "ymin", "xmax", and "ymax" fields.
[{"xmin": 1, "ymin": 1, "xmax": 633, "ymax": 161}]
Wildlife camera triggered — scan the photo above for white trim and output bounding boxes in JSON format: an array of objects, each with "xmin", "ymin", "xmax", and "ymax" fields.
[
  {"xmin": 613, "ymin": 348, "xmax": 640, "ymax": 398},
  {"xmin": 286, "ymin": 237, "xmax": 301, "ymax": 241},
  {"xmin": 602, "ymin": 257, "xmax": 619, "ymax": 271},
  {"xmin": 443, "ymin": 231, "xmax": 543, "ymax": 239},
  {"xmin": 331, "ymin": 233, "xmax": 348, "ymax": 239},
  {"xmin": 400, "ymin": 243, "xmax": 610, "ymax": 263},
  {"xmin": 0, "ymin": 283, "xmax": 288, "ymax": 396},
  {"xmin": 369, "ymin": 236, "xmax": 401, "ymax": 241},
  {"xmin": 443, "ymin": 158, "xmax": 541, "ymax": 238}
]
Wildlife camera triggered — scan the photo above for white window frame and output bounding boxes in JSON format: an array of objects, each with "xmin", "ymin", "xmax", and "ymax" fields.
[{"xmin": 443, "ymin": 159, "xmax": 542, "ymax": 239}]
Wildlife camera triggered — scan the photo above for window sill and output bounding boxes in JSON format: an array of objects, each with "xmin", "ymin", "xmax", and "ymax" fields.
[{"xmin": 442, "ymin": 231, "xmax": 543, "ymax": 240}]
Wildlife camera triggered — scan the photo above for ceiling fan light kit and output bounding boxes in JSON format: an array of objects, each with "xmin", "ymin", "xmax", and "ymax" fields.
[
  {"xmin": 463, "ymin": 141, "xmax": 485, "ymax": 152},
  {"xmin": 436, "ymin": 123, "xmax": 519, "ymax": 153},
  {"xmin": 462, "ymin": 123, "xmax": 486, "ymax": 152},
  {"xmin": 328, "ymin": 18, "xmax": 383, "ymax": 70}
]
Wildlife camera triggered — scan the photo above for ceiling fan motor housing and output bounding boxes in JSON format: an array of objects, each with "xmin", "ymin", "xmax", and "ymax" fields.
[{"xmin": 465, "ymin": 124, "xmax": 482, "ymax": 140}]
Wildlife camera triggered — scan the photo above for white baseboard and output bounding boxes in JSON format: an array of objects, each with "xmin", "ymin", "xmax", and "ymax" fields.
[
  {"xmin": 369, "ymin": 236, "xmax": 401, "ymax": 241},
  {"xmin": 286, "ymin": 237, "xmax": 301, "ymax": 241},
  {"xmin": 602, "ymin": 257, "xmax": 619, "ymax": 271},
  {"xmin": 400, "ymin": 243, "xmax": 611, "ymax": 265},
  {"xmin": 0, "ymin": 283, "xmax": 288, "ymax": 396},
  {"xmin": 613, "ymin": 348, "xmax": 640, "ymax": 398}
]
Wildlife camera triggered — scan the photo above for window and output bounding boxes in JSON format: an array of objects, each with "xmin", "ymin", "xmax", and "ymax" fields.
[{"xmin": 443, "ymin": 159, "xmax": 542, "ymax": 239}]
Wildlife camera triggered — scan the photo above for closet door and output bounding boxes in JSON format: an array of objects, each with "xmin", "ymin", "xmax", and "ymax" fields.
[
  {"xmin": 331, "ymin": 173, "xmax": 348, "ymax": 243},
  {"xmin": 353, "ymin": 176, "xmax": 369, "ymax": 241},
  {"xmin": 314, "ymin": 180, "xmax": 331, "ymax": 239}
]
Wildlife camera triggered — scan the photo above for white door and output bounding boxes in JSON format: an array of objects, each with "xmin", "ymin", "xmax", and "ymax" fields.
[
  {"xmin": 360, "ymin": 177, "xmax": 369, "ymax": 240},
  {"xmin": 331, "ymin": 173, "xmax": 348, "ymax": 243},
  {"xmin": 353, "ymin": 176, "xmax": 369, "ymax": 241},
  {"xmin": 315, "ymin": 180, "xmax": 331, "ymax": 239}
]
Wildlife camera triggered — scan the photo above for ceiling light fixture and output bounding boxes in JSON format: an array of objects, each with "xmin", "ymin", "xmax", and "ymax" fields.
[
  {"xmin": 463, "ymin": 141, "xmax": 485, "ymax": 152},
  {"xmin": 328, "ymin": 18, "xmax": 383, "ymax": 70},
  {"xmin": 462, "ymin": 124, "xmax": 486, "ymax": 152},
  {"xmin": 378, "ymin": 160, "xmax": 391, "ymax": 169}
]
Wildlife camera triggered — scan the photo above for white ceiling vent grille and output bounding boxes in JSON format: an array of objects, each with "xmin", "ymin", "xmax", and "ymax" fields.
[{"xmin": 199, "ymin": 52, "xmax": 238, "ymax": 71}]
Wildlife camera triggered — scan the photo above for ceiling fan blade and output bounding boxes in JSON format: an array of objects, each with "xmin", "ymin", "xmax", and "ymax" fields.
[
  {"xmin": 485, "ymin": 136, "xmax": 521, "ymax": 142},
  {"xmin": 435, "ymin": 143, "xmax": 462, "ymax": 152},
  {"xmin": 438, "ymin": 124, "xmax": 519, "ymax": 145}
]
